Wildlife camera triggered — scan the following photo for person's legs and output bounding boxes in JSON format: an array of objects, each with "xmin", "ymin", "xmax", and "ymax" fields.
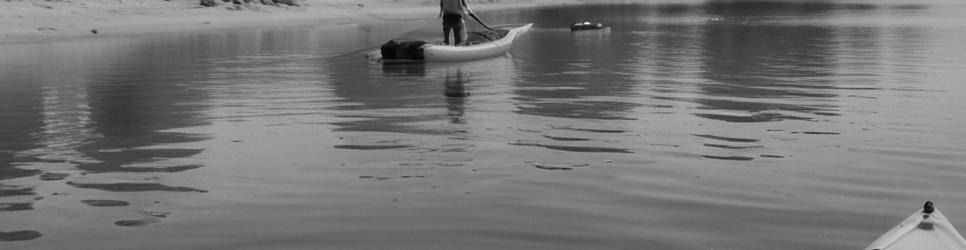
[
  {"xmin": 454, "ymin": 18, "xmax": 466, "ymax": 46},
  {"xmin": 442, "ymin": 23, "xmax": 453, "ymax": 45},
  {"xmin": 442, "ymin": 14, "xmax": 462, "ymax": 46}
]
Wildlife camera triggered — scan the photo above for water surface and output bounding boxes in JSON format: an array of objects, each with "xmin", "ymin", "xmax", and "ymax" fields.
[{"xmin": 3, "ymin": 1, "xmax": 966, "ymax": 249}]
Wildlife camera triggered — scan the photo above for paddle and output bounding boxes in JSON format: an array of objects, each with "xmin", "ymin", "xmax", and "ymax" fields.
[{"xmin": 466, "ymin": 11, "xmax": 495, "ymax": 31}]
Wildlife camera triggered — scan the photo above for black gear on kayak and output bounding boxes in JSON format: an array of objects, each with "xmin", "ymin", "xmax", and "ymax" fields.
[
  {"xmin": 924, "ymin": 201, "xmax": 935, "ymax": 214},
  {"xmin": 380, "ymin": 40, "xmax": 428, "ymax": 60}
]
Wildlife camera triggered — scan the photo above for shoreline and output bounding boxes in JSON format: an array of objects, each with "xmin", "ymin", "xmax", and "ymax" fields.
[{"xmin": 0, "ymin": 0, "xmax": 594, "ymax": 44}]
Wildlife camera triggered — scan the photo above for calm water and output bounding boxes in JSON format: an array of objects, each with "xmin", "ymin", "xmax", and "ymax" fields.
[{"xmin": 3, "ymin": 2, "xmax": 966, "ymax": 249}]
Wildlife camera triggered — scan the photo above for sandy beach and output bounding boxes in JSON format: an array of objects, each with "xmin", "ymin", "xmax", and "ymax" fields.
[{"xmin": 0, "ymin": 0, "xmax": 599, "ymax": 42}]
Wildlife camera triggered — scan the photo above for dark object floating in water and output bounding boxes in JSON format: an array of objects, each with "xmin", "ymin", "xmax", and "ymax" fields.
[
  {"xmin": 81, "ymin": 200, "xmax": 130, "ymax": 207},
  {"xmin": 0, "ymin": 230, "xmax": 42, "ymax": 241},
  {"xmin": 571, "ymin": 21, "xmax": 607, "ymax": 31}
]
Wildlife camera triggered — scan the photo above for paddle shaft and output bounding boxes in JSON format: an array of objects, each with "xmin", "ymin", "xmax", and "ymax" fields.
[{"xmin": 467, "ymin": 12, "xmax": 494, "ymax": 31}]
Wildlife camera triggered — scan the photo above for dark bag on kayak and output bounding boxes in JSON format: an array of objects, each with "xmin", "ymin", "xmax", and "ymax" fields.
[{"xmin": 380, "ymin": 40, "xmax": 428, "ymax": 60}]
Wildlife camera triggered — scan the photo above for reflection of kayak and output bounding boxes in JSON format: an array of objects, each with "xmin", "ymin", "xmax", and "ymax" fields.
[
  {"xmin": 375, "ymin": 23, "xmax": 533, "ymax": 63},
  {"xmin": 866, "ymin": 201, "xmax": 966, "ymax": 250}
]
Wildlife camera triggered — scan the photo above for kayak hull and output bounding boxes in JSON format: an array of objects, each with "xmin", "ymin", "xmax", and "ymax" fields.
[
  {"xmin": 867, "ymin": 202, "xmax": 966, "ymax": 250},
  {"xmin": 372, "ymin": 23, "xmax": 533, "ymax": 63},
  {"xmin": 422, "ymin": 23, "xmax": 532, "ymax": 62}
]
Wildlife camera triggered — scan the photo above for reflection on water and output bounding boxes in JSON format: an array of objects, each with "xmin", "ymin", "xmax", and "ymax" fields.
[
  {"xmin": 695, "ymin": 9, "xmax": 842, "ymax": 160},
  {"xmin": 3, "ymin": 1, "xmax": 966, "ymax": 249},
  {"xmin": 73, "ymin": 47, "xmax": 210, "ymax": 174},
  {"xmin": 0, "ymin": 79, "xmax": 43, "ymax": 182},
  {"xmin": 327, "ymin": 55, "xmax": 516, "ymax": 135},
  {"xmin": 444, "ymin": 68, "xmax": 469, "ymax": 124}
]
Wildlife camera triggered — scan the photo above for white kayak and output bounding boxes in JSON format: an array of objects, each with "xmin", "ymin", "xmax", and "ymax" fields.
[
  {"xmin": 866, "ymin": 201, "xmax": 966, "ymax": 250},
  {"xmin": 423, "ymin": 23, "xmax": 532, "ymax": 62},
  {"xmin": 373, "ymin": 23, "xmax": 533, "ymax": 63}
]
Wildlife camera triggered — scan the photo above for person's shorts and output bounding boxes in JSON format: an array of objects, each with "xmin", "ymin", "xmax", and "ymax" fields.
[{"xmin": 442, "ymin": 13, "xmax": 464, "ymax": 26}]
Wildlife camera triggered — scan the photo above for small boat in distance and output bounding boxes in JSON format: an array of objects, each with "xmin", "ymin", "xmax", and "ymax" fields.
[
  {"xmin": 866, "ymin": 201, "xmax": 966, "ymax": 250},
  {"xmin": 372, "ymin": 23, "xmax": 533, "ymax": 63},
  {"xmin": 570, "ymin": 21, "xmax": 607, "ymax": 31}
]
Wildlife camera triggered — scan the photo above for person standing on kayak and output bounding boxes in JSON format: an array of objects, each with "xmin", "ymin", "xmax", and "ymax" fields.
[{"xmin": 439, "ymin": 0, "xmax": 492, "ymax": 46}]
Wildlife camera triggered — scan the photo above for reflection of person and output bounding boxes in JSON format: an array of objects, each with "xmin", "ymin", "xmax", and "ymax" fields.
[
  {"xmin": 444, "ymin": 68, "xmax": 469, "ymax": 124},
  {"xmin": 444, "ymin": 68, "xmax": 469, "ymax": 98},
  {"xmin": 439, "ymin": 0, "xmax": 492, "ymax": 46}
]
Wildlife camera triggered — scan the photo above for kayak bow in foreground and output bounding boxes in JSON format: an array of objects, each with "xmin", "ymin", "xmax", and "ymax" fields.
[{"xmin": 867, "ymin": 201, "xmax": 966, "ymax": 250}]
